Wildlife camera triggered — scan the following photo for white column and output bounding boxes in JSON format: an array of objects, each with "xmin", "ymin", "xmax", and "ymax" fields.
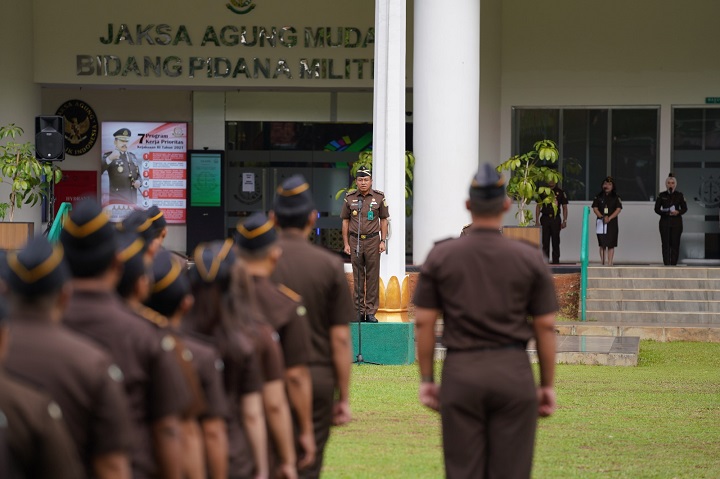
[
  {"xmin": 413, "ymin": 0, "xmax": 480, "ymax": 264},
  {"xmin": 373, "ymin": 0, "xmax": 407, "ymax": 282}
]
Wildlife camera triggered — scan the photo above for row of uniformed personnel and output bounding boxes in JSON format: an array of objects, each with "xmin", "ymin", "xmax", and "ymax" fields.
[{"xmin": 0, "ymin": 174, "xmax": 354, "ymax": 479}]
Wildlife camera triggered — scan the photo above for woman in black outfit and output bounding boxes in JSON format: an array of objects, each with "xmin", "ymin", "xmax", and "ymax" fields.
[
  {"xmin": 591, "ymin": 176, "xmax": 623, "ymax": 266},
  {"xmin": 654, "ymin": 173, "xmax": 688, "ymax": 265}
]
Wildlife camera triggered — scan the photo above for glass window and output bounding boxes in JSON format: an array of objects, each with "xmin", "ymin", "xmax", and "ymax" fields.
[{"xmin": 513, "ymin": 107, "xmax": 658, "ymax": 201}]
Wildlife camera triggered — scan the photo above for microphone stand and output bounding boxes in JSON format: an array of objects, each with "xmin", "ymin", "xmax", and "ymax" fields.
[{"xmin": 353, "ymin": 197, "xmax": 379, "ymax": 365}]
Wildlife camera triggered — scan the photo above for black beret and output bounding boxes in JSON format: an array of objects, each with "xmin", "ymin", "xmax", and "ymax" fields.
[
  {"xmin": 113, "ymin": 128, "xmax": 131, "ymax": 139},
  {"xmin": 356, "ymin": 165, "xmax": 372, "ymax": 178},
  {"xmin": 115, "ymin": 230, "xmax": 147, "ymax": 296},
  {"xmin": 146, "ymin": 206, "xmax": 167, "ymax": 238},
  {"xmin": 60, "ymin": 199, "xmax": 117, "ymax": 277},
  {"xmin": 2, "ymin": 236, "xmax": 70, "ymax": 297},
  {"xmin": 146, "ymin": 248, "xmax": 189, "ymax": 318},
  {"xmin": 604, "ymin": 176, "xmax": 615, "ymax": 184},
  {"xmin": 189, "ymin": 239, "xmax": 236, "ymax": 285},
  {"xmin": 469, "ymin": 163, "xmax": 507, "ymax": 200},
  {"xmin": 118, "ymin": 209, "xmax": 154, "ymax": 244},
  {"xmin": 235, "ymin": 213, "xmax": 277, "ymax": 252},
  {"xmin": 272, "ymin": 174, "xmax": 315, "ymax": 217}
]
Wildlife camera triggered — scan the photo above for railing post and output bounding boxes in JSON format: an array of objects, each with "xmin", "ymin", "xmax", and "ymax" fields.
[{"xmin": 580, "ymin": 206, "xmax": 590, "ymax": 321}]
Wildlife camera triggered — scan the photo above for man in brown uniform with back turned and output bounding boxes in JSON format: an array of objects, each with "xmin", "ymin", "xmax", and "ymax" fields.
[
  {"xmin": 341, "ymin": 166, "xmax": 389, "ymax": 323},
  {"xmin": 414, "ymin": 164, "xmax": 558, "ymax": 479},
  {"xmin": 270, "ymin": 174, "xmax": 354, "ymax": 479},
  {"xmin": 60, "ymin": 199, "xmax": 191, "ymax": 479}
]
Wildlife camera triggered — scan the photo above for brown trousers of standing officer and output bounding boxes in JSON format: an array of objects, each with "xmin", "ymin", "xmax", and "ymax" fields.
[{"xmin": 348, "ymin": 234, "xmax": 380, "ymax": 316}]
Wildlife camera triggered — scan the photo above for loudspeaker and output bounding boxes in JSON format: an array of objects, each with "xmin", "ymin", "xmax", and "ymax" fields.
[{"xmin": 35, "ymin": 116, "xmax": 65, "ymax": 161}]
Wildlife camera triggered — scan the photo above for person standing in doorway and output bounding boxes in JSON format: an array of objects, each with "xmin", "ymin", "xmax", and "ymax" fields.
[
  {"xmin": 414, "ymin": 164, "xmax": 557, "ymax": 479},
  {"xmin": 535, "ymin": 179, "xmax": 569, "ymax": 264},
  {"xmin": 592, "ymin": 176, "xmax": 623, "ymax": 266},
  {"xmin": 341, "ymin": 166, "xmax": 389, "ymax": 323},
  {"xmin": 654, "ymin": 173, "xmax": 687, "ymax": 266}
]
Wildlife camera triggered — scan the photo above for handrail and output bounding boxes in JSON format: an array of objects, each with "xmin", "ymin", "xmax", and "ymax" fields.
[
  {"xmin": 579, "ymin": 205, "xmax": 590, "ymax": 321},
  {"xmin": 47, "ymin": 202, "xmax": 72, "ymax": 243}
]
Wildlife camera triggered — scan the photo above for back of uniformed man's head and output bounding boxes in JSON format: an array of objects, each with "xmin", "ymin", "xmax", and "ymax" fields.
[
  {"xmin": 235, "ymin": 212, "xmax": 278, "ymax": 260},
  {"xmin": 468, "ymin": 163, "xmax": 508, "ymax": 216},
  {"xmin": 60, "ymin": 199, "xmax": 117, "ymax": 277},
  {"xmin": 272, "ymin": 174, "xmax": 315, "ymax": 229},
  {"xmin": 1, "ymin": 236, "xmax": 70, "ymax": 302}
]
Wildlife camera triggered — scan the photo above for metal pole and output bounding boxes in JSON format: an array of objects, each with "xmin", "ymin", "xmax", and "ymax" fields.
[{"xmin": 580, "ymin": 206, "xmax": 590, "ymax": 321}]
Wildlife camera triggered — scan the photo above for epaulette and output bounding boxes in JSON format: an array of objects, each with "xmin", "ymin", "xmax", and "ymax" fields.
[
  {"xmin": 135, "ymin": 304, "xmax": 169, "ymax": 328},
  {"xmin": 345, "ymin": 189, "xmax": 357, "ymax": 195},
  {"xmin": 277, "ymin": 283, "xmax": 302, "ymax": 303},
  {"xmin": 373, "ymin": 189, "xmax": 385, "ymax": 196}
]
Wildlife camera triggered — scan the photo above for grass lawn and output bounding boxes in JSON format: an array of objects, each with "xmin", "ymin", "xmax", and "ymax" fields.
[{"xmin": 322, "ymin": 341, "xmax": 720, "ymax": 478}]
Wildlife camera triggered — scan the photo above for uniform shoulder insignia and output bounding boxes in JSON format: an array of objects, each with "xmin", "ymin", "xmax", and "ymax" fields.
[
  {"xmin": 277, "ymin": 283, "xmax": 302, "ymax": 303},
  {"xmin": 373, "ymin": 189, "xmax": 385, "ymax": 196},
  {"xmin": 345, "ymin": 188, "xmax": 357, "ymax": 195},
  {"xmin": 136, "ymin": 305, "xmax": 169, "ymax": 328}
]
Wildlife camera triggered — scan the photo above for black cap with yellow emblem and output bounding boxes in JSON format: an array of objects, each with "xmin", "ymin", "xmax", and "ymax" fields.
[
  {"xmin": 146, "ymin": 206, "xmax": 167, "ymax": 239},
  {"xmin": 1, "ymin": 236, "xmax": 70, "ymax": 297},
  {"xmin": 146, "ymin": 248, "xmax": 189, "ymax": 318},
  {"xmin": 113, "ymin": 128, "xmax": 131, "ymax": 140},
  {"xmin": 60, "ymin": 199, "xmax": 117, "ymax": 278},
  {"xmin": 118, "ymin": 209, "xmax": 154, "ymax": 244},
  {"xmin": 355, "ymin": 166, "xmax": 372, "ymax": 178},
  {"xmin": 235, "ymin": 212, "xmax": 277, "ymax": 253},
  {"xmin": 469, "ymin": 163, "xmax": 507, "ymax": 200},
  {"xmin": 272, "ymin": 174, "xmax": 315, "ymax": 217}
]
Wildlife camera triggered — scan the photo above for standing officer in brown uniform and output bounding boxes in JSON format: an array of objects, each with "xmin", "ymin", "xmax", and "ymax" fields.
[
  {"xmin": 341, "ymin": 166, "xmax": 389, "ymax": 323},
  {"xmin": 270, "ymin": 175, "xmax": 354, "ymax": 479},
  {"xmin": 0, "ymin": 297, "xmax": 84, "ymax": 479},
  {"xmin": 236, "ymin": 212, "xmax": 315, "ymax": 473},
  {"xmin": 414, "ymin": 164, "xmax": 558, "ymax": 479},
  {"xmin": 2, "ymin": 236, "xmax": 134, "ymax": 479},
  {"xmin": 102, "ymin": 128, "xmax": 141, "ymax": 205},
  {"xmin": 60, "ymin": 199, "xmax": 191, "ymax": 479}
]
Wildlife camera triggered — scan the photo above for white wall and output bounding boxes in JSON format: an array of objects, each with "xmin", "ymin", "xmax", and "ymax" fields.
[{"xmin": 498, "ymin": 0, "xmax": 720, "ymax": 264}]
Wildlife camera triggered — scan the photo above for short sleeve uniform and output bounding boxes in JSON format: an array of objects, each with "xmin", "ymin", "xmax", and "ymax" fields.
[
  {"xmin": 591, "ymin": 193, "xmax": 622, "ymax": 248},
  {"xmin": 4, "ymin": 318, "xmax": 133, "ymax": 478},
  {"xmin": 0, "ymin": 372, "xmax": 84, "ymax": 479}
]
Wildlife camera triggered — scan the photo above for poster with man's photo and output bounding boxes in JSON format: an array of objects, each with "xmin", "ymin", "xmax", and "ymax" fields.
[{"xmin": 101, "ymin": 122, "xmax": 187, "ymax": 223}]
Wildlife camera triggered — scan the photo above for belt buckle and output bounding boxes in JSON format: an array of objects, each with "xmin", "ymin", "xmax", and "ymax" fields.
[{"xmin": 360, "ymin": 234, "xmax": 367, "ymax": 239}]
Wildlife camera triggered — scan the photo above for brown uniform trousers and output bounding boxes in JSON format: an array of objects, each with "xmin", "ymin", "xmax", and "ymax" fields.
[{"xmin": 348, "ymin": 234, "xmax": 381, "ymax": 315}]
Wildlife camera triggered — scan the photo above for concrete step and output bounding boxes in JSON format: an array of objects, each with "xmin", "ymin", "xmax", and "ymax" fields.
[
  {"xmin": 588, "ymin": 277, "xmax": 720, "ymax": 290},
  {"xmin": 587, "ymin": 288, "xmax": 720, "ymax": 301},
  {"xmin": 586, "ymin": 298, "xmax": 720, "ymax": 312},
  {"xmin": 588, "ymin": 266, "xmax": 720, "ymax": 279},
  {"xmin": 583, "ymin": 310, "xmax": 720, "ymax": 324}
]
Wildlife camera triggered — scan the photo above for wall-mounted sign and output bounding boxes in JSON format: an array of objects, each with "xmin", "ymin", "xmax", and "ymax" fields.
[
  {"xmin": 101, "ymin": 121, "xmax": 187, "ymax": 224},
  {"xmin": 55, "ymin": 99, "xmax": 99, "ymax": 156},
  {"xmin": 706, "ymin": 97, "xmax": 720, "ymax": 104}
]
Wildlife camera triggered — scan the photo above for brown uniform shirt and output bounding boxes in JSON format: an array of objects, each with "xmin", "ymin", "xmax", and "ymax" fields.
[
  {"xmin": 340, "ymin": 189, "xmax": 389, "ymax": 236},
  {"xmin": 0, "ymin": 371, "xmax": 84, "ymax": 479},
  {"xmin": 271, "ymin": 232, "xmax": 354, "ymax": 366},
  {"xmin": 63, "ymin": 289, "xmax": 191, "ymax": 478},
  {"xmin": 4, "ymin": 316, "xmax": 132, "ymax": 477},
  {"xmin": 253, "ymin": 275, "xmax": 311, "ymax": 369},
  {"xmin": 413, "ymin": 228, "xmax": 558, "ymax": 349},
  {"xmin": 251, "ymin": 321, "xmax": 285, "ymax": 384},
  {"xmin": 181, "ymin": 332, "xmax": 230, "ymax": 420}
]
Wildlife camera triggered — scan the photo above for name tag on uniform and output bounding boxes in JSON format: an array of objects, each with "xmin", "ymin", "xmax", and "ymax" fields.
[{"xmin": 368, "ymin": 211, "xmax": 374, "ymax": 220}]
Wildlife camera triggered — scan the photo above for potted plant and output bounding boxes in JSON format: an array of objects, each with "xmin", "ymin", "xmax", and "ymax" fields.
[
  {"xmin": 496, "ymin": 139, "xmax": 561, "ymax": 245},
  {"xmin": 0, "ymin": 123, "xmax": 63, "ymax": 248}
]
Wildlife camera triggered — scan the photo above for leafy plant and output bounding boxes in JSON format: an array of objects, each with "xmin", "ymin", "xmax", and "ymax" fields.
[
  {"xmin": 335, "ymin": 150, "xmax": 415, "ymax": 203},
  {"xmin": 0, "ymin": 124, "xmax": 63, "ymax": 221},
  {"xmin": 496, "ymin": 139, "xmax": 561, "ymax": 226}
]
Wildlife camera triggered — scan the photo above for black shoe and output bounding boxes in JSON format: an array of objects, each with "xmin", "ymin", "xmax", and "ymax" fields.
[{"xmin": 364, "ymin": 314, "xmax": 378, "ymax": 323}]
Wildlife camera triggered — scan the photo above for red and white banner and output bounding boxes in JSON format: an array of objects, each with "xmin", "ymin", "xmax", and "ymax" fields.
[{"xmin": 101, "ymin": 122, "xmax": 187, "ymax": 223}]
